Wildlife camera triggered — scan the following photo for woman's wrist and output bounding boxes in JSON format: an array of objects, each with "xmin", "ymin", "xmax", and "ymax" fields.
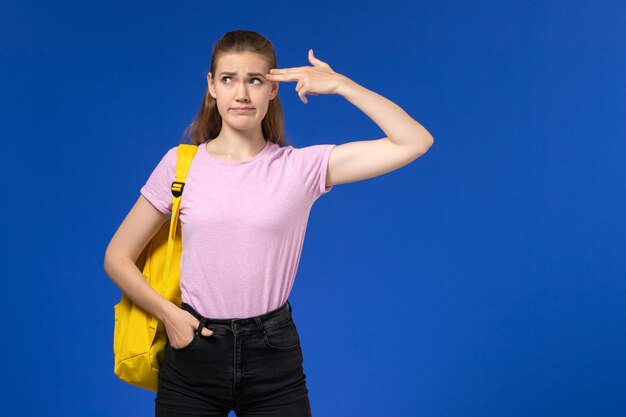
[
  {"xmin": 156, "ymin": 299, "xmax": 180, "ymax": 324},
  {"xmin": 335, "ymin": 75, "xmax": 362, "ymax": 98}
]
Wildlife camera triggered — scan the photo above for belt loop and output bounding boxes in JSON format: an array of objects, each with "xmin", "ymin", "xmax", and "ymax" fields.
[
  {"xmin": 287, "ymin": 299, "xmax": 292, "ymax": 314},
  {"xmin": 253, "ymin": 316, "xmax": 266, "ymax": 337},
  {"xmin": 196, "ymin": 317, "xmax": 207, "ymax": 335}
]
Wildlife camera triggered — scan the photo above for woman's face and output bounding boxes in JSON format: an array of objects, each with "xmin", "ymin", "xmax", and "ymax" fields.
[{"xmin": 208, "ymin": 52, "xmax": 278, "ymax": 132}]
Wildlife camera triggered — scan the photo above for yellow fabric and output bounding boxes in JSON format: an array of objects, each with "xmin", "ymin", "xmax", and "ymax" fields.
[{"xmin": 113, "ymin": 144, "xmax": 198, "ymax": 392}]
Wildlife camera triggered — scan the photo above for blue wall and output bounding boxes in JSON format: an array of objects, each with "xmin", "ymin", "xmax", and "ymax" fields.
[{"xmin": 2, "ymin": 0, "xmax": 625, "ymax": 416}]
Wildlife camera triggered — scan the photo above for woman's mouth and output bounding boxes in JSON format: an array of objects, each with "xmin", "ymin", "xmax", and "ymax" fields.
[{"xmin": 231, "ymin": 107, "xmax": 254, "ymax": 113}]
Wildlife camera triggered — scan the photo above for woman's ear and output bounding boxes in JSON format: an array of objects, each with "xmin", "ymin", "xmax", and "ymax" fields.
[
  {"xmin": 270, "ymin": 80, "xmax": 279, "ymax": 99},
  {"xmin": 207, "ymin": 72, "xmax": 216, "ymax": 99}
]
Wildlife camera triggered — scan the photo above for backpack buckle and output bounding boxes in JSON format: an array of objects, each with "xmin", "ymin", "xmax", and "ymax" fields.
[{"xmin": 171, "ymin": 181, "xmax": 185, "ymax": 197}]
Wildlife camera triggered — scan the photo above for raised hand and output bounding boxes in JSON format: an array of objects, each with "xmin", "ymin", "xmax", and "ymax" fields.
[{"xmin": 265, "ymin": 49, "xmax": 350, "ymax": 104}]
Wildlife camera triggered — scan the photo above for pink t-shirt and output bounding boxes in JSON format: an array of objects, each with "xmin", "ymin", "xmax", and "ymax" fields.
[{"xmin": 140, "ymin": 140, "xmax": 336, "ymax": 319}]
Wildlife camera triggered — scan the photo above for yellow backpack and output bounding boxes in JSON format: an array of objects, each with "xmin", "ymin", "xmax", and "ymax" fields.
[{"xmin": 113, "ymin": 144, "xmax": 198, "ymax": 392}]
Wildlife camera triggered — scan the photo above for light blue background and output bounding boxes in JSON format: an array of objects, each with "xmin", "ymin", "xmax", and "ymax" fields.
[{"xmin": 2, "ymin": 0, "xmax": 625, "ymax": 416}]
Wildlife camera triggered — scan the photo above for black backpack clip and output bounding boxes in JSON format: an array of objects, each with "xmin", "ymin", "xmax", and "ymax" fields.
[{"xmin": 171, "ymin": 181, "xmax": 185, "ymax": 197}]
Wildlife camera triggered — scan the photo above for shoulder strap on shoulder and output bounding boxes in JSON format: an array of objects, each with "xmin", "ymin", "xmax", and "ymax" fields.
[
  {"xmin": 161, "ymin": 144, "xmax": 198, "ymax": 295},
  {"xmin": 171, "ymin": 144, "xmax": 199, "ymax": 197}
]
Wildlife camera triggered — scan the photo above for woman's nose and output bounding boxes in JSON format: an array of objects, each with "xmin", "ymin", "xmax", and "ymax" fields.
[{"xmin": 236, "ymin": 84, "xmax": 250, "ymax": 100}]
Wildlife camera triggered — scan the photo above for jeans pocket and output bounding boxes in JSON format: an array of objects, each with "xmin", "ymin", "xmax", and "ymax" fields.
[
  {"xmin": 263, "ymin": 317, "xmax": 301, "ymax": 351},
  {"xmin": 169, "ymin": 332, "xmax": 199, "ymax": 353}
]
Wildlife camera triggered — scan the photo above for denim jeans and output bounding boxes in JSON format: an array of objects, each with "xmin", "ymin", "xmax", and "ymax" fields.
[{"xmin": 155, "ymin": 300, "xmax": 312, "ymax": 416}]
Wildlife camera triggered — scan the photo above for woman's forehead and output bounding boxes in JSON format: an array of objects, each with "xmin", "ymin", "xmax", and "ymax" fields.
[{"xmin": 217, "ymin": 52, "xmax": 269, "ymax": 72}]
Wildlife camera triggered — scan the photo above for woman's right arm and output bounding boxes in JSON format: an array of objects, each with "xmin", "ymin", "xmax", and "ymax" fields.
[
  {"xmin": 103, "ymin": 195, "xmax": 214, "ymax": 347},
  {"xmin": 104, "ymin": 195, "xmax": 212, "ymax": 348},
  {"xmin": 103, "ymin": 195, "xmax": 177, "ymax": 322}
]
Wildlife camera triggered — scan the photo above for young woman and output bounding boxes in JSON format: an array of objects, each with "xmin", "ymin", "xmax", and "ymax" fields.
[{"xmin": 104, "ymin": 29, "xmax": 433, "ymax": 417}]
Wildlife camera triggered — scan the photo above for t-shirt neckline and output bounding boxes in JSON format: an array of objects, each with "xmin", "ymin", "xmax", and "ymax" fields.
[{"xmin": 202, "ymin": 140, "xmax": 271, "ymax": 167}]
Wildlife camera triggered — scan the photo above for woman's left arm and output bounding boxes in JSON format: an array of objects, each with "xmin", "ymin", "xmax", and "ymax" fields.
[{"xmin": 266, "ymin": 49, "xmax": 434, "ymax": 188}]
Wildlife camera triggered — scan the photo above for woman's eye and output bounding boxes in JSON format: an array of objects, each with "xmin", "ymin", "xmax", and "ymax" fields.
[{"xmin": 221, "ymin": 76, "xmax": 262, "ymax": 85}]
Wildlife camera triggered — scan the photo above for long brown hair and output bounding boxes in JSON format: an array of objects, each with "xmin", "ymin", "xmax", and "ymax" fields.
[{"xmin": 180, "ymin": 30, "xmax": 290, "ymax": 147}]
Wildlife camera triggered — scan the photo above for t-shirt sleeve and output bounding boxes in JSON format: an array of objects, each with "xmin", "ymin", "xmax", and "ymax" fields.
[
  {"xmin": 289, "ymin": 143, "xmax": 336, "ymax": 200},
  {"xmin": 139, "ymin": 146, "xmax": 179, "ymax": 214}
]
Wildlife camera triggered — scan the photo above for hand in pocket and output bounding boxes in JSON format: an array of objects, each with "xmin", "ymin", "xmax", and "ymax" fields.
[{"xmin": 165, "ymin": 307, "xmax": 214, "ymax": 350}]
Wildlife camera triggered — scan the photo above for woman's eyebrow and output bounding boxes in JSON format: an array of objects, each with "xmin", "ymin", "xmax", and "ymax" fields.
[{"xmin": 219, "ymin": 71, "xmax": 266, "ymax": 77}]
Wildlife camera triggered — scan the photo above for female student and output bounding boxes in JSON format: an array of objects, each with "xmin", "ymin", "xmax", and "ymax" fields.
[{"xmin": 104, "ymin": 29, "xmax": 433, "ymax": 417}]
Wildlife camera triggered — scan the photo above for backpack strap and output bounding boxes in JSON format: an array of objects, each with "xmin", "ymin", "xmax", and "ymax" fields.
[{"xmin": 162, "ymin": 144, "xmax": 199, "ymax": 295}]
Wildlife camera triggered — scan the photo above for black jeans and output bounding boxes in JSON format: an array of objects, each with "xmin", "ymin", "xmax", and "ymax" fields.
[{"xmin": 155, "ymin": 300, "xmax": 312, "ymax": 416}]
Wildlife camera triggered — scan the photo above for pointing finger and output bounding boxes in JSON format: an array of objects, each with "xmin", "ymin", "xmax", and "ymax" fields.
[{"xmin": 269, "ymin": 67, "xmax": 302, "ymax": 74}]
